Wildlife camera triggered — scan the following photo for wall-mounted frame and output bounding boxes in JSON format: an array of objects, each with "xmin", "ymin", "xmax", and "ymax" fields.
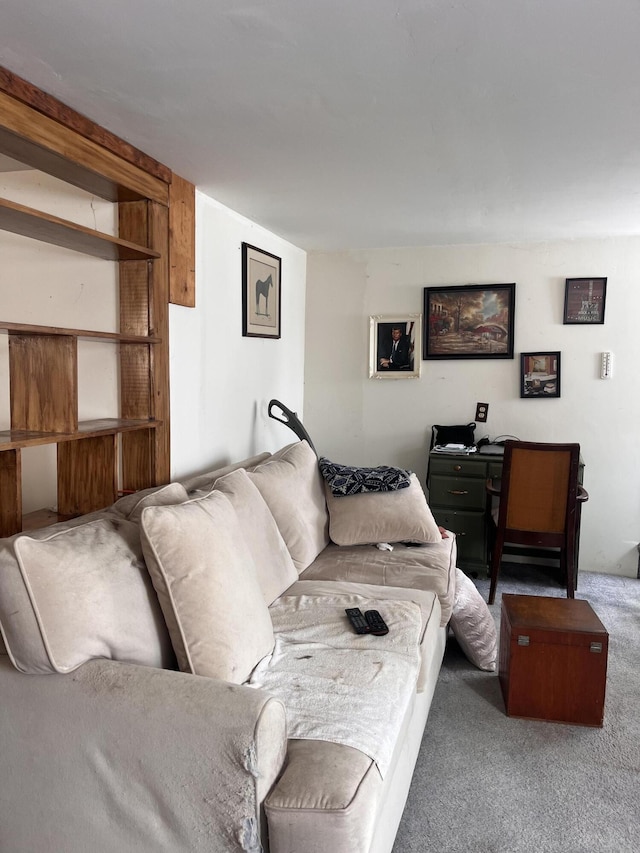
[
  {"xmin": 242, "ymin": 242, "xmax": 281, "ymax": 338},
  {"xmin": 369, "ymin": 314, "xmax": 422, "ymax": 379},
  {"xmin": 563, "ymin": 277, "xmax": 607, "ymax": 325},
  {"xmin": 520, "ymin": 351, "xmax": 561, "ymax": 398},
  {"xmin": 423, "ymin": 283, "xmax": 515, "ymax": 359}
]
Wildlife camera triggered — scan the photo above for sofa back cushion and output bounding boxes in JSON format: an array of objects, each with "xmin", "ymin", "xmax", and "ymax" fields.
[
  {"xmin": 324, "ymin": 473, "xmax": 442, "ymax": 546},
  {"xmin": 0, "ymin": 514, "xmax": 175, "ymax": 674},
  {"xmin": 213, "ymin": 469, "xmax": 298, "ymax": 604},
  {"xmin": 178, "ymin": 451, "xmax": 272, "ymax": 496},
  {"xmin": 111, "ymin": 482, "xmax": 190, "ymax": 521},
  {"xmin": 248, "ymin": 441, "xmax": 330, "ymax": 573},
  {"xmin": 140, "ymin": 490, "xmax": 275, "ymax": 683}
]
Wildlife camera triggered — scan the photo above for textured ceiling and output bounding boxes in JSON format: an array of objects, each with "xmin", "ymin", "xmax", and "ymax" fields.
[{"xmin": 1, "ymin": 0, "xmax": 640, "ymax": 251}]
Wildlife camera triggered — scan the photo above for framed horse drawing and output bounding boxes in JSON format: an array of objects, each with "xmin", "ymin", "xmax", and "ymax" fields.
[{"xmin": 242, "ymin": 243, "xmax": 282, "ymax": 338}]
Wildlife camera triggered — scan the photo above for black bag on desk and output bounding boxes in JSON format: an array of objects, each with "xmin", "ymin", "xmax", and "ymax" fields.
[{"xmin": 430, "ymin": 422, "xmax": 476, "ymax": 449}]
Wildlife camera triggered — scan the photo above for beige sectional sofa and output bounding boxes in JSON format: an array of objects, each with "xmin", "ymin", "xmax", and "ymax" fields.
[{"xmin": 0, "ymin": 440, "xmax": 458, "ymax": 853}]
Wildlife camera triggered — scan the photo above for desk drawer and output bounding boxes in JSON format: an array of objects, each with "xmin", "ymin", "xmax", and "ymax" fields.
[
  {"xmin": 434, "ymin": 510, "xmax": 486, "ymax": 563},
  {"xmin": 429, "ymin": 474, "xmax": 486, "ymax": 510},
  {"xmin": 429, "ymin": 457, "xmax": 487, "ymax": 478}
]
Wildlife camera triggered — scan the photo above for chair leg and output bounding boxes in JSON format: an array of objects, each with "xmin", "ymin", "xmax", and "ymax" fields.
[
  {"xmin": 488, "ymin": 533, "xmax": 504, "ymax": 605},
  {"xmin": 564, "ymin": 541, "xmax": 576, "ymax": 599}
]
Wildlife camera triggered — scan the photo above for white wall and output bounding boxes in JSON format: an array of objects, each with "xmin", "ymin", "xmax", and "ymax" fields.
[
  {"xmin": 169, "ymin": 192, "xmax": 307, "ymax": 480},
  {"xmin": 304, "ymin": 238, "xmax": 640, "ymax": 578}
]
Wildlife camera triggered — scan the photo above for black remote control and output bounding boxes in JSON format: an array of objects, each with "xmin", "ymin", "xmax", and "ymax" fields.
[
  {"xmin": 345, "ymin": 607, "xmax": 370, "ymax": 634},
  {"xmin": 365, "ymin": 610, "xmax": 389, "ymax": 636}
]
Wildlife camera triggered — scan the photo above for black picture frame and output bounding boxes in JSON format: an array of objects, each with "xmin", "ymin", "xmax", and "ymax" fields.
[
  {"xmin": 563, "ymin": 277, "xmax": 607, "ymax": 325},
  {"xmin": 423, "ymin": 283, "xmax": 516, "ymax": 359},
  {"xmin": 520, "ymin": 351, "xmax": 561, "ymax": 399},
  {"xmin": 242, "ymin": 243, "xmax": 281, "ymax": 338}
]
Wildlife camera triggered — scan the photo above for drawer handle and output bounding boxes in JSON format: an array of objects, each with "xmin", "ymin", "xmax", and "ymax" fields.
[
  {"xmin": 453, "ymin": 465, "xmax": 462, "ymax": 472},
  {"xmin": 448, "ymin": 489, "xmax": 469, "ymax": 495}
]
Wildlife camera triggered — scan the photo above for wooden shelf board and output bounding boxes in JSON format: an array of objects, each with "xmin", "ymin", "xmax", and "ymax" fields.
[
  {"xmin": 0, "ymin": 196, "xmax": 160, "ymax": 260},
  {"xmin": 0, "ymin": 320, "xmax": 160, "ymax": 344},
  {"xmin": 0, "ymin": 418, "xmax": 160, "ymax": 451},
  {"xmin": 21, "ymin": 508, "xmax": 77, "ymax": 531}
]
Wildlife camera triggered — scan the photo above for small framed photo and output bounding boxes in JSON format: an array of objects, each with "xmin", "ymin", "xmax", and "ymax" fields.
[
  {"xmin": 242, "ymin": 243, "xmax": 281, "ymax": 338},
  {"xmin": 369, "ymin": 314, "xmax": 422, "ymax": 379},
  {"xmin": 520, "ymin": 351, "xmax": 561, "ymax": 399},
  {"xmin": 563, "ymin": 277, "xmax": 607, "ymax": 325},
  {"xmin": 423, "ymin": 283, "xmax": 515, "ymax": 359}
]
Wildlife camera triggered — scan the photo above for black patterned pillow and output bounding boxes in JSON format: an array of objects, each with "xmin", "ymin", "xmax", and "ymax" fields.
[{"xmin": 318, "ymin": 457, "xmax": 412, "ymax": 497}]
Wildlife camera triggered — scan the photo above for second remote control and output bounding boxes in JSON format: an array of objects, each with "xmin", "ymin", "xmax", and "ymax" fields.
[
  {"xmin": 365, "ymin": 610, "xmax": 389, "ymax": 635},
  {"xmin": 345, "ymin": 607, "xmax": 370, "ymax": 634}
]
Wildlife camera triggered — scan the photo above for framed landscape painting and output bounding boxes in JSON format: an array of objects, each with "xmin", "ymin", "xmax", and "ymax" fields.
[{"xmin": 423, "ymin": 283, "xmax": 515, "ymax": 359}]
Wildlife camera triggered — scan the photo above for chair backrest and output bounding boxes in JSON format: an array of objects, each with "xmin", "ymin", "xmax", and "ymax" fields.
[{"xmin": 497, "ymin": 441, "xmax": 580, "ymax": 535}]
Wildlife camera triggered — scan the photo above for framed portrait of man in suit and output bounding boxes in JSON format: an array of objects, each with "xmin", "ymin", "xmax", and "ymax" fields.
[{"xmin": 369, "ymin": 314, "xmax": 422, "ymax": 379}]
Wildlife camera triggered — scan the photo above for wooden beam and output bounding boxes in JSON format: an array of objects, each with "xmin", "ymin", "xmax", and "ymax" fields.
[
  {"xmin": 169, "ymin": 175, "xmax": 196, "ymax": 306},
  {"xmin": 0, "ymin": 90, "xmax": 169, "ymax": 205},
  {"xmin": 0, "ymin": 65, "xmax": 171, "ymax": 183}
]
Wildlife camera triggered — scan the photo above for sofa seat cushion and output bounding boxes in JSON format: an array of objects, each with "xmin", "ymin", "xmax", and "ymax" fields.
[
  {"xmin": 0, "ymin": 514, "xmax": 175, "ymax": 674},
  {"xmin": 278, "ymin": 580, "xmax": 441, "ymax": 691},
  {"xmin": 213, "ymin": 468, "xmax": 298, "ymax": 605},
  {"xmin": 299, "ymin": 535, "xmax": 457, "ymax": 626},
  {"xmin": 250, "ymin": 593, "xmax": 422, "ymax": 778},
  {"xmin": 248, "ymin": 441, "xmax": 330, "ymax": 573},
  {"xmin": 324, "ymin": 473, "xmax": 442, "ymax": 546}
]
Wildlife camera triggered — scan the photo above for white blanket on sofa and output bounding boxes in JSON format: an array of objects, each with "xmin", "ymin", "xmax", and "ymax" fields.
[{"xmin": 249, "ymin": 593, "xmax": 422, "ymax": 777}]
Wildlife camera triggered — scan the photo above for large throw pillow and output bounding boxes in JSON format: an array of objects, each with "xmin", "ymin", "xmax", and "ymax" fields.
[
  {"xmin": 325, "ymin": 473, "xmax": 442, "ymax": 546},
  {"xmin": 0, "ymin": 515, "xmax": 175, "ymax": 674},
  {"xmin": 140, "ymin": 490, "xmax": 274, "ymax": 683},
  {"xmin": 449, "ymin": 568, "xmax": 497, "ymax": 671},
  {"xmin": 248, "ymin": 441, "xmax": 330, "ymax": 573},
  {"xmin": 214, "ymin": 468, "xmax": 297, "ymax": 604}
]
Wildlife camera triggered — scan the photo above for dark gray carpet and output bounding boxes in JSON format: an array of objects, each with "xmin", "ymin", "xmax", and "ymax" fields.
[{"xmin": 393, "ymin": 564, "xmax": 640, "ymax": 853}]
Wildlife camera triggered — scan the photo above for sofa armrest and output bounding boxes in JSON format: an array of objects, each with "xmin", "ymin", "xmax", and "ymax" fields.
[{"xmin": 0, "ymin": 656, "xmax": 287, "ymax": 853}]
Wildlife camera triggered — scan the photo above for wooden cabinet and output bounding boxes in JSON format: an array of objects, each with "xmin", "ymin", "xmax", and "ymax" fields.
[
  {"xmin": 0, "ymin": 66, "xmax": 195, "ymax": 537},
  {"xmin": 499, "ymin": 594, "xmax": 608, "ymax": 726}
]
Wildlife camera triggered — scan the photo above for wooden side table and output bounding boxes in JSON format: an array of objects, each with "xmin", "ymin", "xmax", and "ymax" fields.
[{"xmin": 499, "ymin": 594, "xmax": 608, "ymax": 727}]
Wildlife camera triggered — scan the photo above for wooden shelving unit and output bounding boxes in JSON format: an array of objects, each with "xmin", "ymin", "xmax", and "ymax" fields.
[{"xmin": 0, "ymin": 66, "xmax": 195, "ymax": 537}]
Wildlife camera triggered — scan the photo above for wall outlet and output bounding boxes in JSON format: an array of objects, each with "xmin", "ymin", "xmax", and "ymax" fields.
[{"xmin": 475, "ymin": 402, "xmax": 489, "ymax": 422}]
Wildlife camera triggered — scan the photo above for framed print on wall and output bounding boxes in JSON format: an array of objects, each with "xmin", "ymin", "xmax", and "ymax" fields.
[
  {"xmin": 520, "ymin": 351, "xmax": 561, "ymax": 398},
  {"xmin": 242, "ymin": 243, "xmax": 281, "ymax": 338},
  {"xmin": 369, "ymin": 314, "xmax": 422, "ymax": 379},
  {"xmin": 423, "ymin": 283, "xmax": 515, "ymax": 359},
  {"xmin": 563, "ymin": 277, "xmax": 607, "ymax": 324}
]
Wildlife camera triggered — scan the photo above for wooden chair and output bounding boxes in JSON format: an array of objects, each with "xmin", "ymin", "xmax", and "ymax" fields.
[{"xmin": 486, "ymin": 441, "xmax": 589, "ymax": 605}]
